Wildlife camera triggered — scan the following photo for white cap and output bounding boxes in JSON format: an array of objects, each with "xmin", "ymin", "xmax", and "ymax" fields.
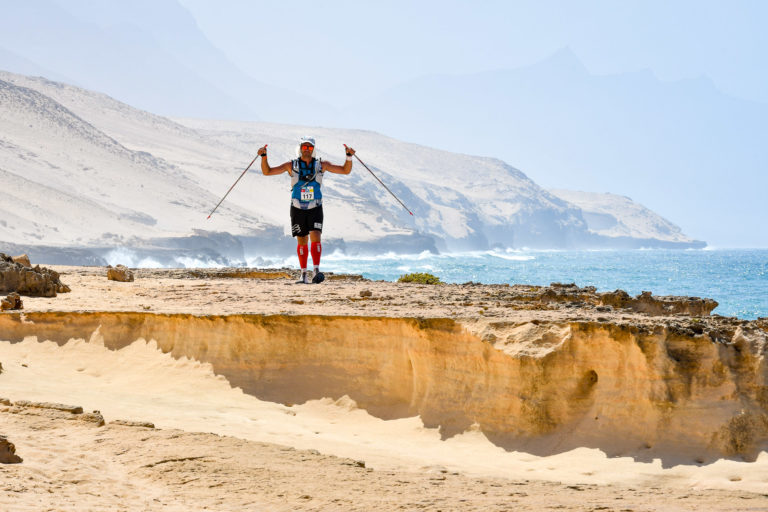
[{"xmin": 298, "ymin": 136, "xmax": 316, "ymax": 158}]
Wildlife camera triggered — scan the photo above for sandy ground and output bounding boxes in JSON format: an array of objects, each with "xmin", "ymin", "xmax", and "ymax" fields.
[
  {"xmin": 19, "ymin": 266, "xmax": 644, "ymax": 327},
  {"xmin": 3, "ymin": 405, "xmax": 767, "ymax": 512},
  {"xmin": 2, "ymin": 266, "xmax": 768, "ymax": 510}
]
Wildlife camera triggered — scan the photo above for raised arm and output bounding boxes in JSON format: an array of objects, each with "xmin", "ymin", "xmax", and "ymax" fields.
[
  {"xmin": 258, "ymin": 145, "xmax": 292, "ymax": 176},
  {"xmin": 322, "ymin": 146, "xmax": 355, "ymax": 175}
]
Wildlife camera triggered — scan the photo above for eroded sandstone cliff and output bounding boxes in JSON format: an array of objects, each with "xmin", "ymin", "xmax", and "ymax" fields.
[{"xmin": 1, "ymin": 309, "xmax": 765, "ymax": 464}]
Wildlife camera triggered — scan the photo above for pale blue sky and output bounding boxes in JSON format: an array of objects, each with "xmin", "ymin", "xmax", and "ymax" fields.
[
  {"xmin": 179, "ymin": 0, "xmax": 768, "ymax": 107},
  {"xmin": 2, "ymin": 0, "xmax": 767, "ymax": 246}
]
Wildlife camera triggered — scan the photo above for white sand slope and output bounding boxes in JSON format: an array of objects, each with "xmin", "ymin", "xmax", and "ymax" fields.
[{"xmin": 1, "ymin": 335, "xmax": 766, "ymax": 496}]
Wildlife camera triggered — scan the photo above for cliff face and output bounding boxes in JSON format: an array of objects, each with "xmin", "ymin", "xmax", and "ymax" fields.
[{"xmin": 1, "ymin": 311, "xmax": 765, "ymax": 464}]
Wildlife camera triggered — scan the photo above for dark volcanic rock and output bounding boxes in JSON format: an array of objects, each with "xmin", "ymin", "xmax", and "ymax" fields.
[
  {"xmin": 0, "ymin": 253, "xmax": 71, "ymax": 297},
  {"xmin": 0, "ymin": 435, "xmax": 22, "ymax": 464},
  {"xmin": 1, "ymin": 292, "xmax": 23, "ymax": 311}
]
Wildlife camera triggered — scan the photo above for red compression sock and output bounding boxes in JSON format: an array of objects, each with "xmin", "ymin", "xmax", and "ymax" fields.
[
  {"xmin": 311, "ymin": 242, "xmax": 322, "ymax": 268},
  {"xmin": 297, "ymin": 244, "xmax": 308, "ymax": 270}
]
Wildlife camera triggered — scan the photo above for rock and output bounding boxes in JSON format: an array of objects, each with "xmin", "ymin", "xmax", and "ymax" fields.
[
  {"xmin": 423, "ymin": 465, "xmax": 449, "ymax": 474},
  {"xmin": 600, "ymin": 289, "xmax": 632, "ymax": 309},
  {"xmin": 13, "ymin": 400, "xmax": 83, "ymax": 414},
  {"xmin": 107, "ymin": 264, "xmax": 134, "ymax": 282},
  {"xmin": 359, "ymin": 289, "xmax": 373, "ymax": 297},
  {"xmin": 11, "ymin": 254, "xmax": 31, "ymax": 267},
  {"xmin": 0, "ymin": 253, "xmax": 71, "ymax": 297},
  {"xmin": 78, "ymin": 411, "xmax": 105, "ymax": 426},
  {"xmin": 1, "ymin": 292, "xmax": 23, "ymax": 311},
  {"xmin": 110, "ymin": 419, "xmax": 155, "ymax": 429},
  {"xmin": 0, "ymin": 435, "xmax": 22, "ymax": 464},
  {"xmin": 599, "ymin": 289, "xmax": 718, "ymax": 316},
  {"xmin": 482, "ymin": 332, "xmax": 497, "ymax": 342}
]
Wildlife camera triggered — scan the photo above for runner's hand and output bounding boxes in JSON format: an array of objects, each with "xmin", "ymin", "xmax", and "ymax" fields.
[
  {"xmin": 345, "ymin": 146, "xmax": 355, "ymax": 157},
  {"xmin": 258, "ymin": 145, "xmax": 268, "ymax": 157}
]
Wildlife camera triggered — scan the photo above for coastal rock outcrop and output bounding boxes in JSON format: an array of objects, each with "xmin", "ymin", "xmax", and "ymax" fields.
[
  {"xmin": 11, "ymin": 254, "xmax": 31, "ymax": 267},
  {"xmin": 12, "ymin": 401, "xmax": 84, "ymax": 414},
  {"xmin": 0, "ymin": 253, "xmax": 71, "ymax": 297},
  {"xmin": 0, "ymin": 435, "xmax": 22, "ymax": 464},
  {"xmin": 1, "ymin": 293, "xmax": 23, "ymax": 311},
  {"xmin": 599, "ymin": 289, "xmax": 718, "ymax": 316},
  {"xmin": 107, "ymin": 265, "xmax": 134, "ymax": 283},
  {"xmin": 510, "ymin": 282, "xmax": 718, "ymax": 317}
]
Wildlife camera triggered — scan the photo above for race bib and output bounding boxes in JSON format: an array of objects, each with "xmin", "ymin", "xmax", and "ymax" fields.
[{"xmin": 300, "ymin": 186, "xmax": 314, "ymax": 201}]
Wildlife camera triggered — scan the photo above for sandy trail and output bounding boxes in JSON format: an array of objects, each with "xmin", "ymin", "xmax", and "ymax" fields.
[{"xmin": 3, "ymin": 406, "xmax": 766, "ymax": 512}]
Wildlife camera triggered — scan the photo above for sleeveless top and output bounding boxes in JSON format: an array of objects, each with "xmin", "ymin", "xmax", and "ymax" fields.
[{"xmin": 290, "ymin": 158, "xmax": 323, "ymax": 209}]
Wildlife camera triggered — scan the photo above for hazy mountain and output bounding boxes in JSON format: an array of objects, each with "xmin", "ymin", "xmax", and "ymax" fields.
[
  {"xmin": 0, "ymin": 71, "xmax": 703, "ymax": 265},
  {"xmin": 0, "ymin": 0, "xmax": 333, "ymax": 123},
  {"xmin": 341, "ymin": 48, "xmax": 768, "ymax": 248},
  {"xmin": 550, "ymin": 190, "xmax": 700, "ymax": 246},
  {"xmin": 1, "ymin": 1, "xmax": 760, "ymax": 248}
]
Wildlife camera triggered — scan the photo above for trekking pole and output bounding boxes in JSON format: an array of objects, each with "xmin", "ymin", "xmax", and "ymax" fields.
[
  {"xmin": 207, "ymin": 146, "xmax": 266, "ymax": 219},
  {"xmin": 344, "ymin": 144, "xmax": 414, "ymax": 216}
]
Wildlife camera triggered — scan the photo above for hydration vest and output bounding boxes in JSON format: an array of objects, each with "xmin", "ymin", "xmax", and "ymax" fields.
[{"xmin": 291, "ymin": 158, "xmax": 323, "ymax": 209}]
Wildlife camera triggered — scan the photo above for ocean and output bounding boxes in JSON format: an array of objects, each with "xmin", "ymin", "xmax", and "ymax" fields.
[
  {"xmin": 105, "ymin": 247, "xmax": 768, "ymax": 320},
  {"xmin": 315, "ymin": 249, "xmax": 768, "ymax": 320}
]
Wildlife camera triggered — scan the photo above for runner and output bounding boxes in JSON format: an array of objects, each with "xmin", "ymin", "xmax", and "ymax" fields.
[{"xmin": 257, "ymin": 137, "xmax": 354, "ymax": 284}]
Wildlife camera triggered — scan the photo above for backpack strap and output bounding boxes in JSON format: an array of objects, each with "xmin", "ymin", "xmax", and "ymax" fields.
[{"xmin": 292, "ymin": 158, "xmax": 322, "ymax": 184}]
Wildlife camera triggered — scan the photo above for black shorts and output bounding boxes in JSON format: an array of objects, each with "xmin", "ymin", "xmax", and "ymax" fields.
[{"xmin": 290, "ymin": 205, "xmax": 323, "ymax": 237}]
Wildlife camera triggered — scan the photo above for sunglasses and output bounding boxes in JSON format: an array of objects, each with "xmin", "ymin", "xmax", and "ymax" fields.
[{"xmin": 300, "ymin": 143, "xmax": 315, "ymax": 151}]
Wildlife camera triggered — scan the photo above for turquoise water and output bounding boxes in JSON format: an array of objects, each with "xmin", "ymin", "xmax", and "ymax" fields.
[{"xmin": 315, "ymin": 249, "xmax": 768, "ymax": 320}]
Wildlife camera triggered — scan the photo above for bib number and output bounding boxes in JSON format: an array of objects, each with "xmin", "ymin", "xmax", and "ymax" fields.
[{"xmin": 300, "ymin": 186, "xmax": 315, "ymax": 201}]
